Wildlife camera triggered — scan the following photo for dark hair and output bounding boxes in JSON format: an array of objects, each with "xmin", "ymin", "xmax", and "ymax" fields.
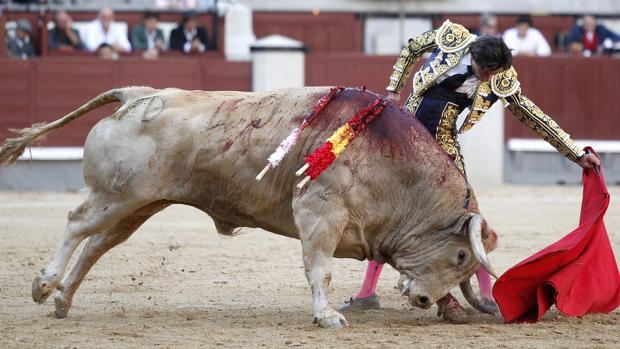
[
  {"xmin": 97, "ymin": 43, "xmax": 112, "ymax": 51},
  {"xmin": 144, "ymin": 12, "xmax": 160, "ymax": 20},
  {"xmin": 470, "ymin": 36, "xmax": 512, "ymax": 71},
  {"xmin": 516, "ymin": 14, "xmax": 532, "ymax": 26},
  {"xmin": 181, "ymin": 11, "xmax": 198, "ymax": 24},
  {"xmin": 479, "ymin": 13, "xmax": 496, "ymax": 28}
]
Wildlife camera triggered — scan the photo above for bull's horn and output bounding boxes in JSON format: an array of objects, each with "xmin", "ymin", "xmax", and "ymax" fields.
[
  {"xmin": 400, "ymin": 278, "xmax": 411, "ymax": 296},
  {"xmin": 468, "ymin": 214, "xmax": 499, "ymax": 279},
  {"xmin": 459, "ymin": 278, "xmax": 497, "ymax": 315}
]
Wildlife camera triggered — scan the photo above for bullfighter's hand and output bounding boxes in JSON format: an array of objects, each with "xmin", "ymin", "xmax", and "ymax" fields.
[
  {"xmin": 577, "ymin": 153, "xmax": 600, "ymax": 169},
  {"xmin": 387, "ymin": 91, "xmax": 401, "ymax": 103}
]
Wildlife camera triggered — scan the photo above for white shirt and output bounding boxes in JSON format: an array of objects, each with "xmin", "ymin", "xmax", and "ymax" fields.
[
  {"xmin": 436, "ymin": 53, "xmax": 479, "ymax": 97},
  {"xmin": 146, "ymin": 30, "xmax": 160, "ymax": 50},
  {"xmin": 82, "ymin": 20, "xmax": 132, "ymax": 52},
  {"xmin": 182, "ymin": 28, "xmax": 205, "ymax": 53},
  {"xmin": 503, "ymin": 27, "xmax": 551, "ymax": 57}
]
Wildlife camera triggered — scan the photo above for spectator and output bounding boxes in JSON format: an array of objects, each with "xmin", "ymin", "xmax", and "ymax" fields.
[
  {"xmin": 503, "ymin": 15, "xmax": 551, "ymax": 56},
  {"xmin": 567, "ymin": 15, "xmax": 620, "ymax": 56},
  {"xmin": 48, "ymin": 10, "xmax": 84, "ymax": 51},
  {"xmin": 156, "ymin": 0, "xmax": 197, "ymax": 10},
  {"xmin": 478, "ymin": 13, "xmax": 498, "ymax": 36},
  {"xmin": 131, "ymin": 12, "xmax": 166, "ymax": 59},
  {"xmin": 169, "ymin": 12, "xmax": 209, "ymax": 54},
  {"xmin": 96, "ymin": 43, "xmax": 118, "ymax": 60},
  {"xmin": 7, "ymin": 19, "xmax": 35, "ymax": 59},
  {"xmin": 82, "ymin": 6, "xmax": 131, "ymax": 53}
]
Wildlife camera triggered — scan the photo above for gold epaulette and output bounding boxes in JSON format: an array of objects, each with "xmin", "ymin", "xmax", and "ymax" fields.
[
  {"xmin": 491, "ymin": 66, "xmax": 521, "ymax": 98},
  {"xmin": 435, "ymin": 20, "xmax": 477, "ymax": 53}
]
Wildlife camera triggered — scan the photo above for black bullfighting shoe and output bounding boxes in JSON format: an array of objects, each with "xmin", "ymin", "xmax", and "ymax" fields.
[
  {"xmin": 481, "ymin": 297, "xmax": 499, "ymax": 312},
  {"xmin": 339, "ymin": 294, "xmax": 382, "ymax": 312}
]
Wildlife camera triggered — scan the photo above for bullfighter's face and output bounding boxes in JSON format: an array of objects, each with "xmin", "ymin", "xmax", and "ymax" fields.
[
  {"xmin": 471, "ymin": 58, "xmax": 503, "ymax": 82},
  {"xmin": 399, "ymin": 215, "xmax": 498, "ymax": 309}
]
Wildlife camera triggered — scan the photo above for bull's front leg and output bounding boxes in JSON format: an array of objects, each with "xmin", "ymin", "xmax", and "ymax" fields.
[
  {"xmin": 302, "ymin": 242, "xmax": 348, "ymax": 328},
  {"xmin": 294, "ymin": 199, "xmax": 348, "ymax": 328}
]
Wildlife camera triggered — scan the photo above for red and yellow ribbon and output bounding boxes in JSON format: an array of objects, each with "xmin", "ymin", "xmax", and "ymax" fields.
[{"xmin": 301, "ymin": 98, "xmax": 387, "ymax": 181}]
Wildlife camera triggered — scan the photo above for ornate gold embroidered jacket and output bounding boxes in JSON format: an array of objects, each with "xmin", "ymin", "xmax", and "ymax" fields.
[{"xmin": 387, "ymin": 20, "xmax": 584, "ymax": 162}]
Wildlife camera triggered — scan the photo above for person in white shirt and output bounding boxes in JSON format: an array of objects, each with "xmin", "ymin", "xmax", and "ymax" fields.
[
  {"xmin": 502, "ymin": 15, "xmax": 551, "ymax": 57},
  {"xmin": 82, "ymin": 6, "xmax": 132, "ymax": 53},
  {"xmin": 155, "ymin": 0, "xmax": 197, "ymax": 10}
]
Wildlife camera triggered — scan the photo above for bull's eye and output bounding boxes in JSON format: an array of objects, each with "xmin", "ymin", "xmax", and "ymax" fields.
[{"xmin": 457, "ymin": 250, "xmax": 466, "ymax": 265}]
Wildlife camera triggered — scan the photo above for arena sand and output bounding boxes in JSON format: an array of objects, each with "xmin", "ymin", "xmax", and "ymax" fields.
[{"xmin": 1, "ymin": 186, "xmax": 619, "ymax": 348}]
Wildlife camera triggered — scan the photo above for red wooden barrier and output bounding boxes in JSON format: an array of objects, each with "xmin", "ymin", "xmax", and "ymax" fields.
[
  {"xmin": 253, "ymin": 13, "xmax": 363, "ymax": 52},
  {"xmin": 306, "ymin": 53, "xmax": 620, "ymax": 140},
  {"xmin": 0, "ymin": 54, "xmax": 617, "ymax": 148},
  {"xmin": 0, "ymin": 56, "xmax": 250, "ymax": 146}
]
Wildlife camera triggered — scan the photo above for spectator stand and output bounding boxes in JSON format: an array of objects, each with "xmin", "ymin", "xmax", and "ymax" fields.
[
  {"xmin": 2, "ymin": 8, "xmax": 222, "ymax": 57},
  {"xmin": 433, "ymin": 14, "xmax": 576, "ymax": 52}
]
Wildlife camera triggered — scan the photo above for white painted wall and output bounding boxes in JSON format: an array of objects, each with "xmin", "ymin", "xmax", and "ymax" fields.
[
  {"xmin": 225, "ymin": 2, "xmax": 256, "ymax": 61},
  {"xmin": 364, "ymin": 17, "xmax": 433, "ymax": 55},
  {"xmin": 251, "ymin": 35, "xmax": 305, "ymax": 92},
  {"xmin": 458, "ymin": 102, "xmax": 504, "ymax": 188}
]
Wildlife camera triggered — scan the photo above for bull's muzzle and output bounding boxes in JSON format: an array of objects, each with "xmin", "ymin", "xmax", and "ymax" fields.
[
  {"xmin": 411, "ymin": 295, "xmax": 432, "ymax": 309},
  {"xmin": 400, "ymin": 278, "xmax": 433, "ymax": 309}
]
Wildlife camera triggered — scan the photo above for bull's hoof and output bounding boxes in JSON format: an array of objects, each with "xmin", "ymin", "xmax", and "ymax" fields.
[
  {"xmin": 314, "ymin": 309, "xmax": 349, "ymax": 329},
  {"xmin": 32, "ymin": 275, "xmax": 55, "ymax": 304},
  {"xmin": 441, "ymin": 307, "xmax": 470, "ymax": 324},
  {"xmin": 53, "ymin": 293, "xmax": 71, "ymax": 319},
  {"xmin": 437, "ymin": 298, "xmax": 470, "ymax": 324},
  {"xmin": 339, "ymin": 294, "xmax": 381, "ymax": 313}
]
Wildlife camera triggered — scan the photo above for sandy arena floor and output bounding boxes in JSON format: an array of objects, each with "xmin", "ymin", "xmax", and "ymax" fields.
[{"xmin": 0, "ymin": 186, "xmax": 619, "ymax": 348}]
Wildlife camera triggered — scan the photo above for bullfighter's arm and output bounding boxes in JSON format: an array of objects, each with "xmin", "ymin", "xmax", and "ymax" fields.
[
  {"xmin": 386, "ymin": 30, "xmax": 438, "ymax": 93},
  {"xmin": 491, "ymin": 67, "xmax": 584, "ymax": 162},
  {"xmin": 505, "ymin": 93, "xmax": 583, "ymax": 161}
]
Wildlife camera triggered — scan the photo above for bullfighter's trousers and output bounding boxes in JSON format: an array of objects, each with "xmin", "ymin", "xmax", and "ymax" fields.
[{"xmin": 403, "ymin": 85, "xmax": 472, "ymax": 176}]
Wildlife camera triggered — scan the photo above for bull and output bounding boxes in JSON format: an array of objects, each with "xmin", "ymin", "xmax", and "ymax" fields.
[{"xmin": 0, "ymin": 86, "xmax": 497, "ymax": 328}]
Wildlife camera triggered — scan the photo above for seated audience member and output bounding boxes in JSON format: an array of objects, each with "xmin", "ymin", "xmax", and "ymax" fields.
[
  {"xmin": 131, "ymin": 12, "xmax": 166, "ymax": 59},
  {"xmin": 478, "ymin": 13, "xmax": 499, "ymax": 37},
  {"xmin": 48, "ymin": 10, "xmax": 84, "ymax": 51},
  {"xmin": 156, "ymin": 0, "xmax": 197, "ymax": 10},
  {"xmin": 169, "ymin": 12, "xmax": 209, "ymax": 54},
  {"xmin": 7, "ymin": 19, "xmax": 35, "ymax": 59},
  {"xmin": 567, "ymin": 15, "xmax": 620, "ymax": 56},
  {"xmin": 82, "ymin": 6, "xmax": 131, "ymax": 53},
  {"xmin": 503, "ymin": 15, "xmax": 551, "ymax": 56},
  {"xmin": 96, "ymin": 43, "xmax": 118, "ymax": 60}
]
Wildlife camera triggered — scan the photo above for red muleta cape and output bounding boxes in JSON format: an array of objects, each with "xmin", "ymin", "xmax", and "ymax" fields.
[{"xmin": 493, "ymin": 147, "xmax": 620, "ymax": 323}]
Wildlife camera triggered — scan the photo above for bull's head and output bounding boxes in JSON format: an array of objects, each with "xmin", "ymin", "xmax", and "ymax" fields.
[{"xmin": 396, "ymin": 213, "xmax": 498, "ymax": 312}]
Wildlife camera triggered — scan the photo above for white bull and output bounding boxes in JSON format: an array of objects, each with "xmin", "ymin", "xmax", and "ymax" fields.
[{"xmin": 0, "ymin": 86, "xmax": 497, "ymax": 328}]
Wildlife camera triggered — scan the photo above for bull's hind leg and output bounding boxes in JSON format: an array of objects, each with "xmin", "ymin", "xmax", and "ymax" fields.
[
  {"xmin": 294, "ymin": 198, "xmax": 349, "ymax": 329},
  {"xmin": 53, "ymin": 202, "xmax": 169, "ymax": 318},
  {"xmin": 32, "ymin": 193, "xmax": 147, "ymax": 304}
]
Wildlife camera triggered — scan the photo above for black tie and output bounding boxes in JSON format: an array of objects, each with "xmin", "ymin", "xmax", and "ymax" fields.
[{"xmin": 439, "ymin": 65, "xmax": 474, "ymax": 91}]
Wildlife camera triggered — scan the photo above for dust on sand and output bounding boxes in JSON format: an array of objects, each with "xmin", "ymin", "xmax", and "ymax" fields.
[{"xmin": 1, "ymin": 186, "xmax": 619, "ymax": 348}]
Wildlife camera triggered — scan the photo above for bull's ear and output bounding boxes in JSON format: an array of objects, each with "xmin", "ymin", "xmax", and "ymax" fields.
[
  {"xmin": 459, "ymin": 212, "xmax": 477, "ymax": 236},
  {"xmin": 480, "ymin": 218, "xmax": 490, "ymax": 240}
]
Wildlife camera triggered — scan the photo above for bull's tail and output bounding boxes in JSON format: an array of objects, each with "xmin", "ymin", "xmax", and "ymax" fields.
[{"xmin": 0, "ymin": 86, "xmax": 155, "ymax": 166}]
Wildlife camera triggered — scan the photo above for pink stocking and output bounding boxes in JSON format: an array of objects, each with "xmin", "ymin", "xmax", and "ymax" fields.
[
  {"xmin": 354, "ymin": 260, "xmax": 384, "ymax": 298},
  {"xmin": 476, "ymin": 267, "xmax": 494, "ymax": 300}
]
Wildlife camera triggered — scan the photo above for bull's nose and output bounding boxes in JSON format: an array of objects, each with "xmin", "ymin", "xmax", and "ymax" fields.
[{"xmin": 413, "ymin": 295, "xmax": 431, "ymax": 309}]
